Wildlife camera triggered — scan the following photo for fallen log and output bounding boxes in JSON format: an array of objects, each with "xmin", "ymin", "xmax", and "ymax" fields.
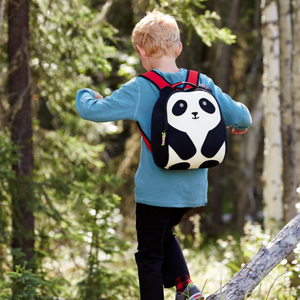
[{"xmin": 206, "ymin": 213, "xmax": 300, "ymax": 300}]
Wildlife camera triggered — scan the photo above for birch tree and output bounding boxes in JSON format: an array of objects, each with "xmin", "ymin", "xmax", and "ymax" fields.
[
  {"xmin": 293, "ymin": 0, "xmax": 300, "ymax": 187},
  {"xmin": 261, "ymin": 0, "xmax": 283, "ymax": 233},
  {"xmin": 277, "ymin": 0, "xmax": 298, "ymax": 224},
  {"xmin": 0, "ymin": 0, "xmax": 5, "ymax": 31}
]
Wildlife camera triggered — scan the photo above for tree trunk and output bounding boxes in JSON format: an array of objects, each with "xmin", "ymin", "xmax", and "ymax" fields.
[
  {"xmin": 235, "ymin": 95, "xmax": 263, "ymax": 229},
  {"xmin": 293, "ymin": 0, "xmax": 300, "ymax": 188},
  {"xmin": 206, "ymin": 0, "xmax": 241, "ymax": 233},
  {"xmin": 206, "ymin": 212, "xmax": 300, "ymax": 300},
  {"xmin": 214, "ymin": 0, "xmax": 241, "ymax": 92},
  {"xmin": 277, "ymin": 0, "xmax": 297, "ymax": 225},
  {"xmin": 0, "ymin": 0, "xmax": 6, "ymax": 121},
  {"xmin": 261, "ymin": 0, "xmax": 283, "ymax": 233},
  {"xmin": 0, "ymin": 0, "xmax": 5, "ymax": 32},
  {"xmin": 234, "ymin": 0, "xmax": 263, "ymax": 230},
  {"xmin": 8, "ymin": 0, "xmax": 35, "ymax": 268},
  {"xmin": 116, "ymin": 122, "xmax": 141, "ymax": 235}
]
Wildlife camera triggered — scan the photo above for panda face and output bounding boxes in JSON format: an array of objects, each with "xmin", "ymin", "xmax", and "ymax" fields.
[{"xmin": 167, "ymin": 90, "xmax": 221, "ymax": 133}]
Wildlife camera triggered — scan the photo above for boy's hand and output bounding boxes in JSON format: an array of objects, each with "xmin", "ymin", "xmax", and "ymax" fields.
[
  {"xmin": 93, "ymin": 91, "xmax": 103, "ymax": 99},
  {"xmin": 227, "ymin": 126, "xmax": 248, "ymax": 135}
]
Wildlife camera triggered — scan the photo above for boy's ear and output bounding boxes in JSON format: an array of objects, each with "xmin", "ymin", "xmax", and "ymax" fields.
[
  {"xmin": 137, "ymin": 45, "xmax": 147, "ymax": 59},
  {"xmin": 177, "ymin": 42, "xmax": 183, "ymax": 56}
]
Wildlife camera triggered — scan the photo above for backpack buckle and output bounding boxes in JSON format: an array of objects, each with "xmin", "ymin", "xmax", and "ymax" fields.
[{"xmin": 171, "ymin": 81, "xmax": 198, "ymax": 90}]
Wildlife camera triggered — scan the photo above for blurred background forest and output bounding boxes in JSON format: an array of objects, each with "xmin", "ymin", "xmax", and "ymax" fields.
[{"xmin": 0, "ymin": 0, "xmax": 300, "ymax": 299}]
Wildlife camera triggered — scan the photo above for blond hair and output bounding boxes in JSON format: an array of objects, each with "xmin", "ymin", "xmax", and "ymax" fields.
[{"xmin": 131, "ymin": 10, "xmax": 181, "ymax": 58}]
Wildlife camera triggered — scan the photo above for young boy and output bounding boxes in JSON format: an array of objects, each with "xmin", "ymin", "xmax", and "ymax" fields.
[{"xmin": 76, "ymin": 10, "xmax": 251, "ymax": 300}]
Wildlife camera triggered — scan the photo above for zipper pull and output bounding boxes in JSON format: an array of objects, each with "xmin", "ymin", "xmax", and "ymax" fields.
[{"xmin": 161, "ymin": 131, "xmax": 166, "ymax": 146}]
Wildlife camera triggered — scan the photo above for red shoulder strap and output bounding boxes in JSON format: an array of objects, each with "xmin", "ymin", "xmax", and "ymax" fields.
[
  {"xmin": 138, "ymin": 70, "xmax": 171, "ymax": 153},
  {"xmin": 184, "ymin": 70, "xmax": 200, "ymax": 89},
  {"xmin": 140, "ymin": 69, "xmax": 199, "ymax": 89},
  {"xmin": 137, "ymin": 122, "xmax": 152, "ymax": 153},
  {"xmin": 140, "ymin": 70, "xmax": 172, "ymax": 90}
]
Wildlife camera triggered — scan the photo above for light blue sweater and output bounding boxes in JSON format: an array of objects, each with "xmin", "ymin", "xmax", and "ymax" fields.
[{"xmin": 76, "ymin": 68, "xmax": 252, "ymax": 208}]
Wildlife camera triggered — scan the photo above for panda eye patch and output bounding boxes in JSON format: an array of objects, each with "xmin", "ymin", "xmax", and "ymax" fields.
[
  {"xmin": 172, "ymin": 100, "xmax": 187, "ymax": 116},
  {"xmin": 199, "ymin": 98, "xmax": 215, "ymax": 114}
]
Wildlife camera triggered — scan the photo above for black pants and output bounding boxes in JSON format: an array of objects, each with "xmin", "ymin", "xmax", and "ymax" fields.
[{"xmin": 135, "ymin": 203, "xmax": 191, "ymax": 300}]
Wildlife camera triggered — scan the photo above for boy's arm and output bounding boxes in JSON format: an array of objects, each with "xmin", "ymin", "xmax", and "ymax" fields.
[
  {"xmin": 200, "ymin": 74, "xmax": 252, "ymax": 132},
  {"xmin": 75, "ymin": 79, "xmax": 139, "ymax": 122}
]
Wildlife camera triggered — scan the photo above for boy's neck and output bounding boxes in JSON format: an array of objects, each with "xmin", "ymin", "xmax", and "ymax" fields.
[{"xmin": 146, "ymin": 55, "xmax": 180, "ymax": 73}]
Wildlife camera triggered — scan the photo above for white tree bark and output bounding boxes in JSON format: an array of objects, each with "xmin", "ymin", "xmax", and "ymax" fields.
[
  {"xmin": 277, "ymin": 0, "xmax": 298, "ymax": 224},
  {"xmin": 206, "ymin": 213, "xmax": 300, "ymax": 300},
  {"xmin": 0, "ymin": 0, "xmax": 5, "ymax": 31},
  {"xmin": 293, "ymin": 0, "xmax": 300, "ymax": 187},
  {"xmin": 261, "ymin": 0, "xmax": 283, "ymax": 233}
]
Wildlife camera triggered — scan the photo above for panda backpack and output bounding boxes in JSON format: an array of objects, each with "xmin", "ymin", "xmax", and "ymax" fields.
[{"xmin": 138, "ymin": 70, "xmax": 228, "ymax": 170}]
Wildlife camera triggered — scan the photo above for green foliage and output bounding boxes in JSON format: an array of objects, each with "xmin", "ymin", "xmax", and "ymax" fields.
[
  {"xmin": 0, "ymin": 125, "xmax": 135, "ymax": 299},
  {"xmin": 29, "ymin": 0, "xmax": 117, "ymax": 122},
  {"xmin": 215, "ymin": 222, "xmax": 273, "ymax": 275},
  {"xmin": 156, "ymin": 0, "xmax": 236, "ymax": 46},
  {"xmin": 0, "ymin": 133, "xmax": 20, "ymax": 180},
  {"xmin": 1, "ymin": 0, "xmax": 137, "ymax": 297},
  {"xmin": 77, "ymin": 257, "xmax": 139, "ymax": 300},
  {"xmin": 30, "ymin": 129, "xmax": 131, "ymax": 299},
  {"xmin": 0, "ymin": 133, "xmax": 20, "ymax": 277},
  {"xmin": 0, "ymin": 263, "xmax": 47, "ymax": 300}
]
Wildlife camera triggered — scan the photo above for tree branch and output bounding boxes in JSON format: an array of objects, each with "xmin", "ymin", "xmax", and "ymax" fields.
[{"xmin": 206, "ymin": 213, "xmax": 300, "ymax": 300}]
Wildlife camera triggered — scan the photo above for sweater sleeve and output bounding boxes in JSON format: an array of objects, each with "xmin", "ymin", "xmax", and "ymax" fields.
[
  {"xmin": 200, "ymin": 74, "xmax": 252, "ymax": 130},
  {"xmin": 75, "ymin": 78, "xmax": 140, "ymax": 122}
]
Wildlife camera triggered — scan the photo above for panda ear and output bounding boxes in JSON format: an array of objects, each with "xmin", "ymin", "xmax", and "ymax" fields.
[{"xmin": 160, "ymin": 86, "xmax": 174, "ymax": 98}]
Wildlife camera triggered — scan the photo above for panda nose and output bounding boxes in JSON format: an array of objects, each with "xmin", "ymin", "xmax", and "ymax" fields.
[{"xmin": 192, "ymin": 112, "xmax": 199, "ymax": 119}]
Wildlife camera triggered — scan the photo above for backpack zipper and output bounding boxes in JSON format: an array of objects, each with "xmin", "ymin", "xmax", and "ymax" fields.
[
  {"xmin": 161, "ymin": 98, "xmax": 169, "ymax": 146},
  {"xmin": 161, "ymin": 131, "xmax": 166, "ymax": 146}
]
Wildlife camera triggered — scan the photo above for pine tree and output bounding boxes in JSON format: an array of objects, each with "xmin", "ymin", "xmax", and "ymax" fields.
[{"xmin": 8, "ymin": 0, "xmax": 35, "ymax": 269}]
